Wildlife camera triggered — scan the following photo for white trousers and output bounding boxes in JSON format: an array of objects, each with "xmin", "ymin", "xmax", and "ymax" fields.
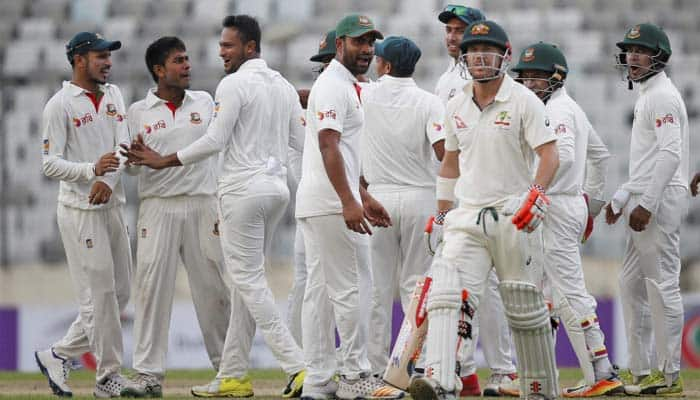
[
  {"xmin": 367, "ymin": 187, "xmax": 435, "ymax": 374},
  {"xmin": 217, "ymin": 175, "xmax": 305, "ymax": 378},
  {"xmin": 299, "ymin": 214, "xmax": 373, "ymax": 385},
  {"xmin": 287, "ymin": 223, "xmax": 306, "ymax": 347},
  {"xmin": 131, "ymin": 195, "xmax": 230, "ymax": 379},
  {"xmin": 53, "ymin": 204, "xmax": 132, "ymax": 382},
  {"xmin": 619, "ymin": 187, "xmax": 686, "ymax": 375}
]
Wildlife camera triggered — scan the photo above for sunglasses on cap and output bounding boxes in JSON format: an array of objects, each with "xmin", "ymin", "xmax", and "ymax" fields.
[{"xmin": 443, "ymin": 4, "xmax": 472, "ymax": 17}]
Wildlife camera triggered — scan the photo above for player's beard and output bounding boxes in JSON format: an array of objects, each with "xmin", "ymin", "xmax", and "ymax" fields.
[{"xmin": 343, "ymin": 51, "xmax": 371, "ymax": 76}]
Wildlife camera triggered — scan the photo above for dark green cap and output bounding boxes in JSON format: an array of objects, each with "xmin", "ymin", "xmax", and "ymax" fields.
[
  {"xmin": 310, "ymin": 30, "xmax": 337, "ymax": 62},
  {"xmin": 66, "ymin": 31, "xmax": 121, "ymax": 62},
  {"xmin": 616, "ymin": 23, "xmax": 671, "ymax": 57},
  {"xmin": 460, "ymin": 20, "xmax": 510, "ymax": 53},
  {"xmin": 335, "ymin": 14, "xmax": 383, "ymax": 40},
  {"xmin": 375, "ymin": 36, "xmax": 422, "ymax": 75},
  {"xmin": 511, "ymin": 42, "xmax": 568, "ymax": 79}
]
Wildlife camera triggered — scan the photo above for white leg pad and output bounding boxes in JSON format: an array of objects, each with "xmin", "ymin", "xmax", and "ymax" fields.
[
  {"xmin": 425, "ymin": 259, "xmax": 462, "ymax": 393},
  {"xmin": 499, "ymin": 280, "xmax": 559, "ymax": 399},
  {"xmin": 552, "ymin": 288, "xmax": 596, "ymax": 386}
]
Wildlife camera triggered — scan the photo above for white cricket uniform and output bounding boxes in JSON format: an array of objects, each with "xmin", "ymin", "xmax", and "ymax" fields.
[
  {"xmin": 126, "ymin": 89, "xmax": 231, "ymax": 379},
  {"xmin": 360, "ymin": 75, "xmax": 445, "ymax": 375},
  {"xmin": 617, "ymin": 71, "xmax": 688, "ymax": 376},
  {"xmin": 296, "ymin": 59, "xmax": 374, "ymax": 385},
  {"xmin": 176, "ymin": 58, "xmax": 305, "ymax": 378},
  {"xmin": 41, "ymin": 81, "xmax": 132, "ymax": 383},
  {"xmin": 425, "ymin": 74, "xmax": 557, "ymax": 381},
  {"xmin": 286, "ymin": 146, "xmax": 305, "ymax": 346},
  {"xmin": 435, "ymin": 58, "xmax": 515, "ymax": 376},
  {"xmin": 539, "ymin": 87, "xmax": 612, "ymax": 373}
]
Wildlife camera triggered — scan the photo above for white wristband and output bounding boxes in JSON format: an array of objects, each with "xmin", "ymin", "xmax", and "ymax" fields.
[{"xmin": 436, "ymin": 176, "xmax": 457, "ymax": 202}]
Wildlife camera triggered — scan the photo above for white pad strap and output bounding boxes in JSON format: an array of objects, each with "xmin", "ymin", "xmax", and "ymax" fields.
[
  {"xmin": 425, "ymin": 259, "xmax": 462, "ymax": 392},
  {"xmin": 500, "ymin": 280, "xmax": 559, "ymax": 399}
]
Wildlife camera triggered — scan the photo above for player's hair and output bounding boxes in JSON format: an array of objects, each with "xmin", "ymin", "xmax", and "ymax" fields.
[
  {"xmin": 390, "ymin": 66, "xmax": 414, "ymax": 78},
  {"xmin": 145, "ymin": 36, "xmax": 187, "ymax": 83},
  {"xmin": 222, "ymin": 15, "xmax": 261, "ymax": 53}
]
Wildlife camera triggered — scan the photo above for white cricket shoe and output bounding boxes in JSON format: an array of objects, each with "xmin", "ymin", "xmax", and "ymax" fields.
[
  {"xmin": 483, "ymin": 373, "xmax": 519, "ymax": 397},
  {"xmin": 35, "ymin": 348, "xmax": 72, "ymax": 397},
  {"xmin": 300, "ymin": 378, "xmax": 339, "ymax": 400},
  {"xmin": 337, "ymin": 375, "xmax": 405, "ymax": 400},
  {"xmin": 121, "ymin": 373, "xmax": 163, "ymax": 398},
  {"xmin": 95, "ymin": 373, "xmax": 128, "ymax": 398}
]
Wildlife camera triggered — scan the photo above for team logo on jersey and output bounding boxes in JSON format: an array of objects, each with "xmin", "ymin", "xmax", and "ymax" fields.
[
  {"xmin": 43, "ymin": 139, "xmax": 49, "ymax": 155},
  {"xmin": 190, "ymin": 112, "xmax": 202, "ymax": 124},
  {"xmin": 523, "ymin": 47, "xmax": 535, "ymax": 62},
  {"xmin": 358, "ymin": 16, "xmax": 372, "ymax": 27},
  {"xmin": 213, "ymin": 220, "xmax": 220, "ymax": 236},
  {"xmin": 555, "ymin": 123, "xmax": 567, "ymax": 135},
  {"xmin": 86, "ymin": 239, "xmax": 93, "ymax": 249},
  {"xmin": 106, "ymin": 103, "xmax": 117, "ymax": 116},
  {"xmin": 433, "ymin": 122, "xmax": 443, "ymax": 132},
  {"xmin": 627, "ymin": 26, "xmax": 641, "ymax": 39},
  {"xmin": 148, "ymin": 120, "xmax": 167, "ymax": 132},
  {"xmin": 470, "ymin": 23, "xmax": 490, "ymax": 35},
  {"xmin": 144, "ymin": 124, "xmax": 152, "ymax": 134},
  {"xmin": 453, "ymin": 114, "xmax": 467, "ymax": 129},
  {"xmin": 317, "ymin": 109, "xmax": 337, "ymax": 121},
  {"xmin": 141, "ymin": 228, "xmax": 147, "ymax": 238},
  {"xmin": 655, "ymin": 113, "xmax": 674, "ymax": 127},
  {"xmin": 73, "ymin": 112, "xmax": 93, "ymax": 127},
  {"xmin": 494, "ymin": 111, "xmax": 511, "ymax": 126}
]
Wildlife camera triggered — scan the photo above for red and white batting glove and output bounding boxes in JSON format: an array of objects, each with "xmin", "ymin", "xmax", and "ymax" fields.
[
  {"xmin": 511, "ymin": 184, "xmax": 550, "ymax": 233},
  {"xmin": 582, "ymin": 193, "xmax": 594, "ymax": 243},
  {"xmin": 425, "ymin": 210, "xmax": 448, "ymax": 255}
]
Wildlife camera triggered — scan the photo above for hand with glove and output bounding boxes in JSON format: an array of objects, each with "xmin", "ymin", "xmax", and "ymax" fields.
[
  {"xmin": 425, "ymin": 210, "xmax": 448, "ymax": 256},
  {"xmin": 581, "ymin": 193, "xmax": 605, "ymax": 243},
  {"xmin": 511, "ymin": 184, "xmax": 550, "ymax": 233}
]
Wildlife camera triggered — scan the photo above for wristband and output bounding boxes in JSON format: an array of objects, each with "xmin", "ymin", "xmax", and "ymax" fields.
[{"xmin": 436, "ymin": 176, "xmax": 457, "ymax": 202}]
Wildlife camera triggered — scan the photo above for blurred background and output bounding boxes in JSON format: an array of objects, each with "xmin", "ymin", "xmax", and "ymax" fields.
[{"xmin": 0, "ymin": 0, "xmax": 699, "ymax": 373}]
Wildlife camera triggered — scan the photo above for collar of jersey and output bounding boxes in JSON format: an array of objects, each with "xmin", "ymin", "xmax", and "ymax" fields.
[
  {"xmin": 464, "ymin": 73, "xmax": 514, "ymax": 103},
  {"xmin": 144, "ymin": 88, "xmax": 194, "ymax": 109},
  {"xmin": 378, "ymin": 74, "xmax": 416, "ymax": 86},
  {"xmin": 326, "ymin": 59, "xmax": 358, "ymax": 83},
  {"xmin": 63, "ymin": 80, "xmax": 108, "ymax": 97},
  {"xmin": 236, "ymin": 58, "xmax": 268, "ymax": 73},
  {"xmin": 639, "ymin": 70, "xmax": 667, "ymax": 93}
]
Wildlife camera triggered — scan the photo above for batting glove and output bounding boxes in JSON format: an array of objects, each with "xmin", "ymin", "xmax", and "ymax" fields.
[{"xmin": 511, "ymin": 184, "xmax": 550, "ymax": 233}]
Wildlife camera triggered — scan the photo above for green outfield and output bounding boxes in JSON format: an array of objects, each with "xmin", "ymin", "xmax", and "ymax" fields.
[{"xmin": 1, "ymin": 368, "xmax": 699, "ymax": 399}]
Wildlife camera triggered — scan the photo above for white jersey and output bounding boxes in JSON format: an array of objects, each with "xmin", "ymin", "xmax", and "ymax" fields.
[
  {"xmin": 545, "ymin": 88, "xmax": 610, "ymax": 199},
  {"xmin": 621, "ymin": 71, "xmax": 689, "ymax": 212},
  {"xmin": 296, "ymin": 59, "xmax": 364, "ymax": 218},
  {"xmin": 445, "ymin": 74, "xmax": 557, "ymax": 209},
  {"xmin": 41, "ymin": 81, "xmax": 129, "ymax": 209},
  {"xmin": 177, "ymin": 58, "xmax": 305, "ymax": 195},
  {"xmin": 435, "ymin": 57, "xmax": 470, "ymax": 105},
  {"xmin": 127, "ymin": 89, "xmax": 217, "ymax": 199},
  {"xmin": 360, "ymin": 75, "xmax": 445, "ymax": 189}
]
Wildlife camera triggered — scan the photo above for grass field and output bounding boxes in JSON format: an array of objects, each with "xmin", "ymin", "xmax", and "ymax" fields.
[{"xmin": 1, "ymin": 368, "xmax": 699, "ymax": 399}]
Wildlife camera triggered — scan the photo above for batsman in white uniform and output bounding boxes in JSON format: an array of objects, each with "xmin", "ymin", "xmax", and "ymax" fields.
[
  {"xmin": 122, "ymin": 15, "xmax": 306, "ymax": 398},
  {"xmin": 35, "ymin": 32, "xmax": 132, "ymax": 398},
  {"xmin": 434, "ymin": 6, "xmax": 517, "ymax": 397},
  {"xmin": 119, "ymin": 37, "xmax": 231, "ymax": 398},
  {"xmin": 295, "ymin": 14, "xmax": 403, "ymax": 400},
  {"xmin": 361, "ymin": 36, "xmax": 445, "ymax": 378},
  {"xmin": 409, "ymin": 20, "xmax": 560, "ymax": 400},
  {"xmin": 511, "ymin": 42, "xmax": 623, "ymax": 397},
  {"xmin": 606, "ymin": 23, "xmax": 688, "ymax": 396}
]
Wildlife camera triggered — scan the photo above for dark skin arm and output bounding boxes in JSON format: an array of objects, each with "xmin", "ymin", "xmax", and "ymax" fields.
[
  {"xmin": 120, "ymin": 134, "xmax": 181, "ymax": 169},
  {"xmin": 604, "ymin": 203, "xmax": 623, "ymax": 225},
  {"xmin": 433, "ymin": 139, "xmax": 445, "ymax": 162},
  {"xmin": 691, "ymin": 172, "xmax": 700, "ymax": 197},
  {"xmin": 628, "ymin": 205, "xmax": 652, "ymax": 232},
  {"xmin": 319, "ymin": 129, "xmax": 372, "ymax": 234}
]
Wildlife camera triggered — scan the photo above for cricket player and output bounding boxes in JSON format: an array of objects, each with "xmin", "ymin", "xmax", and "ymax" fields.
[
  {"xmin": 295, "ymin": 14, "xmax": 403, "ymax": 400},
  {"xmin": 511, "ymin": 42, "xmax": 622, "ymax": 397},
  {"xmin": 434, "ymin": 5, "xmax": 518, "ymax": 397},
  {"xmin": 360, "ymin": 35, "xmax": 446, "ymax": 378},
  {"xmin": 287, "ymin": 29, "xmax": 338, "ymax": 347},
  {"xmin": 409, "ymin": 20, "xmax": 560, "ymax": 400},
  {"xmin": 122, "ymin": 15, "xmax": 306, "ymax": 398},
  {"xmin": 606, "ymin": 23, "xmax": 688, "ymax": 396},
  {"xmin": 118, "ymin": 36, "xmax": 231, "ymax": 398},
  {"xmin": 35, "ymin": 31, "xmax": 132, "ymax": 398}
]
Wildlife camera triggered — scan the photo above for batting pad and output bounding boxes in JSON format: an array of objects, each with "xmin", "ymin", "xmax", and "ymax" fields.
[
  {"xmin": 553, "ymin": 287, "xmax": 596, "ymax": 386},
  {"xmin": 425, "ymin": 259, "xmax": 462, "ymax": 393},
  {"xmin": 500, "ymin": 280, "xmax": 559, "ymax": 399}
]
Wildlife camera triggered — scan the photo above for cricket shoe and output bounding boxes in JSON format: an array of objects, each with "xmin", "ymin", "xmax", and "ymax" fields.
[
  {"xmin": 283, "ymin": 369, "xmax": 306, "ymax": 398},
  {"xmin": 459, "ymin": 373, "xmax": 481, "ymax": 396},
  {"xmin": 121, "ymin": 373, "xmax": 163, "ymax": 398},
  {"xmin": 35, "ymin": 348, "xmax": 73, "ymax": 397},
  {"xmin": 625, "ymin": 370, "xmax": 683, "ymax": 396},
  {"xmin": 408, "ymin": 376, "xmax": 456, "ymax": 400},
  {"xmin": 191, "ymin": 376, "xmax": 254, "ymax": 398},
  {"xmin": 483, "ymin": 373, "xmax": 519, "ymax": 397},
  {"xmin": 95, "ymin": 373, "xmax": 128, "ymax": 398},
  {"xmin": 562, "ymin": 377, "xmax": 624, "ymax": 397},
  {"xmin": 337, "ymin": 375, "xmax": 405, "ymax": 399},
  {"xmin": 300, "ymin": 378, "xmax": 338, "ymax": 400}
]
